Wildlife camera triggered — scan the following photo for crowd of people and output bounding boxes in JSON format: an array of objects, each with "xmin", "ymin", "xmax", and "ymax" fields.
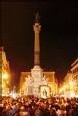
[{"xmin": 1, "ymin": 96, "xmax": 78, "ymax": 116}]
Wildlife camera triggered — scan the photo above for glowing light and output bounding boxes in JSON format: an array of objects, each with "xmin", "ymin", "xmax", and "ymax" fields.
[
  {"xmin": 75, "ymin": 95, "xmax": 78, "ymax": 98},
  {"xmin": 2, "ymin": 72, "xmax": 9, "ymax": 79},
  {"xmin": 69, "ymin": 81, "xmax": 74, "ymax": 86},
  {"xmin": 70, "ymin": 92, "xmax": 75, "ymax": 98},
  {"xmin": 9, "ymin": 91, "xmax": 17, "ymax": 99}
]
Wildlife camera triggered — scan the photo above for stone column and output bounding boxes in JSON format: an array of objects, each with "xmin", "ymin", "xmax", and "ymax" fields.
[{"xmin": 33, "ymin": 22, "xmax": 41, "ymax": 65}]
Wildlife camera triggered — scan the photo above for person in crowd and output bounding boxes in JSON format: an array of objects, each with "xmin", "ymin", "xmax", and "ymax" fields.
[
  {"xmin": 19, "ymin": 105, "xmax": 30, "ymax": 116},
  {"xmin": 41, "ymin": 103, "xmax": 50, "ymax": 116},
  {"xmin": 50, "ymin": 107, "xmax": 57, "ymax": 116},
  {"xmin": 1, "ymin": 96, "xmax": 78, "ymax": 116},
  {"xmin": 35, "ymin": 105, "xmax": 42, "ymax": 116}
]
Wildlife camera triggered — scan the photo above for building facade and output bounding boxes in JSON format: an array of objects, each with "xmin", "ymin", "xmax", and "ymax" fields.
[
  {"xmin": 19, "ymin": 14, "xmax": 58, "ymax": 98},
  {"xmin": 71, "ymin": 58, "xmax": 78, "ymax": 96},
  {"xmin": 59, "ymin": 58, "xmax": 78, "ymax": 97},
  {"xmin": 20, "ymin": 68, "xmax": 57, "ymax": 98},
  {"xmin": 59, "ymin": 72, "xmax": 75, "ymax": 97},
  {"xmin": 0, "ymin": 47, "xmax": 10, "ymax": 96}
]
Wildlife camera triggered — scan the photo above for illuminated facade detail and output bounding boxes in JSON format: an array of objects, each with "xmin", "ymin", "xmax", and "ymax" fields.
[
  {"xmin": 20, "ymin": 14, "xmax": 58, "ymax": 98},
  {"xmin": 19, "ymin": 72, "xmax": 30, "ymax": 96},
  {"xmin": 71, "ymin": 58, "xmax": 78, "ymax": 96},
  {"xmin": 71, "ymin": 58, "xmax": 78, "ymax": 77},
  {"xmin": 59, "ymin": 58, "xmax": 78, "ymax": 98},
  {"xmin": 0, "ymin": 47, "xmax": 10, "ymax": 96},
  {"xmin": 59, "ymin": 72, "xmax": 75, "ymax": 97}
]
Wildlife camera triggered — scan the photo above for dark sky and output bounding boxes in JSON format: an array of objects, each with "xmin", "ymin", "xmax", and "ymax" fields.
[{"xmin": 1, "ymin": 1, "xmax": 78, "ymax": 84}]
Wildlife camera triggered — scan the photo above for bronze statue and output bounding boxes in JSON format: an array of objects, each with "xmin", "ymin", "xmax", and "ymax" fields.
[{"xmin": 35, "ymin": 12, "xmax": 40, "ymax": 23}]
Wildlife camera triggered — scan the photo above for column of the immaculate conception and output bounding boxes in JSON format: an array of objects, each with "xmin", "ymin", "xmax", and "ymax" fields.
[
  {"xmin": 31, "ymin": 13, "xmax": 43, "ymax": 97},
  {"xmin": 34, "ymin": 12, "xmax": 41, "ymax": 66},
  {"xmin": 20, "ymin": 13, "xmax": 57, "ymax": 97}
]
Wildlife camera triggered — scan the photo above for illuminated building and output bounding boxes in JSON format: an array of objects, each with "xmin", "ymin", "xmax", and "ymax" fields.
[
  {"xmin": 59, "ymin": 72, "xmax": 75, "ymax": 97},
  {"xmin": 71, "ymin": 58, "xmax": 78, "ymax": 96},
  {"xmin": 20, "ymin": 13, "xmax": 58, "ymax": 98},
  {"xmin": 71, "ymin": 58, "xmax": 78, "ymax": 79},
  {"xmin": 0, "ymin": 47, "xmax": 10, "ymax": 96},
  {"xmin": 59, "ymin": 58, "xmax": 78, "ymax": 98}
]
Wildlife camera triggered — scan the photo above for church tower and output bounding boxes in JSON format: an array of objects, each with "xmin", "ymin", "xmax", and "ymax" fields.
[{"xmin": 33, "ymin": 12, "xmax": 41, "ymax": 66}]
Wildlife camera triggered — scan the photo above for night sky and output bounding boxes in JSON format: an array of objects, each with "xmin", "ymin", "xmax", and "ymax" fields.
[{"xmin": 1, "ymin": 1, "xmax": 78, "ymax": 85}]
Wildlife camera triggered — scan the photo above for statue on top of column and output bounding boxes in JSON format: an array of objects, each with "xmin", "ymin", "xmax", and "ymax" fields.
[{"xmin": 35, "ymin": 12, "xmax": 40, "ymax": 23}]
